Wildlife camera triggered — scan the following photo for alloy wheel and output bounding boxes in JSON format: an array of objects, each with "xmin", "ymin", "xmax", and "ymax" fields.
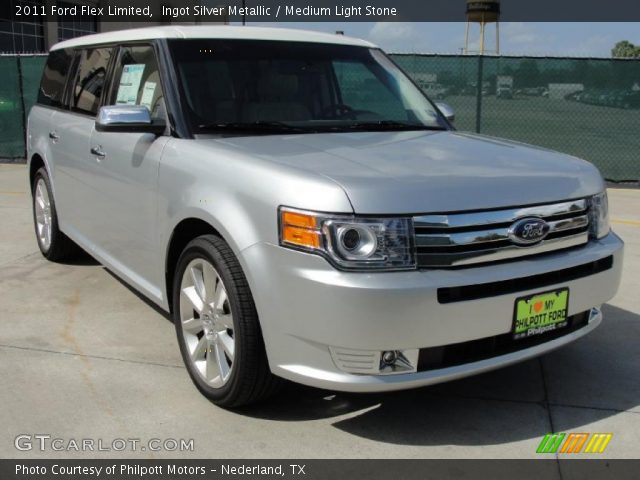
[
  {"xmin": 179, "ymin": 258, "xmax": 235, "ymax": 388},
  {"xmin": 34, "ymin": 178, "xmax": 52, "ymax": 251}
]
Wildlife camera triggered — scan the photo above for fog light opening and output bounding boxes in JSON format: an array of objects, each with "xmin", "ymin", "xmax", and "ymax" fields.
[
  {"xmin": 329, "ymin": 347, "xmax": 418, "ymax": 375},
  {"xmin": 379, "ymin": 349, "xmax": 418, "ymax": 374},
  {"xmin": 381, "ymin": 350, "xmax": 398, "ymax": 365}
]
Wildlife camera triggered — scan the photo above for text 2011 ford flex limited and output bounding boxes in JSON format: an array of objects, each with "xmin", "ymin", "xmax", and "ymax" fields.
[{"xmin": 28, "ymin": 26, "xmax": 623, "ymax": 407}]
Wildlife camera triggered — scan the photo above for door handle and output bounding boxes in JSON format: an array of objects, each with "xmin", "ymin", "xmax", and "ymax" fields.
[
  {"xmin": 90, "ymin": 146, "xmax": 106, "ymax": 158},
  {"xmin": 49, "ymin": 131, "xmax": 60, "ymax": 140}
]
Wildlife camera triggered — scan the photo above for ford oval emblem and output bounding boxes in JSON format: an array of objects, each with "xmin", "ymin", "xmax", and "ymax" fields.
[{"xmin": 508, "ymin": 217, "xmax": 550, "ymax": 245}]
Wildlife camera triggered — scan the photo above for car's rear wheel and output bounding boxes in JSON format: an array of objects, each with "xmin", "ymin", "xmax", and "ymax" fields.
[
  {"xmin": 32, "ymin": 167, "xmax": 79, "ymax": 262},
  {"xmin": 173, "ymin": 235, "xmax": 281, "ymax": 407}
]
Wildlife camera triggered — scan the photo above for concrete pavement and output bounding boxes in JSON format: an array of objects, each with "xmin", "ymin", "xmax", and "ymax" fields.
[{"xmin": 0, "ymin": 163, "xmax": 638, "ymax": 463}]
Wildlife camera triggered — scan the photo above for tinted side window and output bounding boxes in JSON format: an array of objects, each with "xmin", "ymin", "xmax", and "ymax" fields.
[
  {"xmin": 107, "ymin": 45, "xmax": 165, "ymax": 121},
  {"xmin": 70, "ymin": 47, "xmax": 113, "ymax": 115},
  {"xmin": 38, "ymin": 49, "xmax": 73, "ymax": 108}
]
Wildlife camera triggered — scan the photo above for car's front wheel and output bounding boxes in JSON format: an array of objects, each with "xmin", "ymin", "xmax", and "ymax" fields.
[{"xmin": 173, "ymin": 235, "xmax": 281, "ymax": 407}]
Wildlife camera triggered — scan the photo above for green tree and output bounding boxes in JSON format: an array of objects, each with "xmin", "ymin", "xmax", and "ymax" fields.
[{"xmin": 611, "ymin": 40, "xmax": 640, "ymax": 58}]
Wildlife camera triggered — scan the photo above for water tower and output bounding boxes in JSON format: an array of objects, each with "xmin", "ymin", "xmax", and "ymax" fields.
[{"xmin": 464, "ymin": 0, "xmax": 501, "ymax": 54}]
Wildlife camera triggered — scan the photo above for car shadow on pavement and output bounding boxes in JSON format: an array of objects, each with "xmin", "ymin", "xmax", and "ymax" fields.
[
  {"xmin": 103, "ymin": 267, "xmax": 174, "ymax": 323},
  {"xmin": 239, "ymin": 304, "xmax": 640, "ymax": 446},
  {"xmin": 57, "ymin": 248, "xmax": 100, "ymax": 266}
]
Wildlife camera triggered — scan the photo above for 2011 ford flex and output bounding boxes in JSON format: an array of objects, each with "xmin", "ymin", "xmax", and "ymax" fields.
[{"xmin": 28, "ymin": 26, "xmax": 623, "ymax": 407}]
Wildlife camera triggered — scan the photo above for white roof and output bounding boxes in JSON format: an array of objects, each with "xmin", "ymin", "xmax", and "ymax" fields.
[{"xmin": 51, "ymin": 25, "xmax": 375, "ymax": 51}]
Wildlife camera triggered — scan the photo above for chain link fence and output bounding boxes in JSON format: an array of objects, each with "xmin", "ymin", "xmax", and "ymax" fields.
[
  {"xmin": 393, "ymin": 54, "xmax": 640, "ymax": 182},
  {"xmin": 0, "ymin": 53, "xmax": 638, "ymax": 182}
]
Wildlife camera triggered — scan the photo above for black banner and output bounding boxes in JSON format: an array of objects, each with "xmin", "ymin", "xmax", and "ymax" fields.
[
  {"xmin": 8, "ymin": 0, "xmax": 640, "ymax": 23},
  {"xmin": 2, "ymin": 460, "xmax": 640, "ymax": 480}
]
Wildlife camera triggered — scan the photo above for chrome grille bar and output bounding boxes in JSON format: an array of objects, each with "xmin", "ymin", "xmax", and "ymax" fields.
[
  {"xmin": 414, "ymin": 199, "xmax": 590, "ymax": 268},
  {"xmin": 417, "ymin": 232, "xmax": 589, "ymax": 267},
  {"xmin": 416, "ymin": 215, "xmax": 589, "ymax": 248},
  {"xmin": 414, "ymin": 199, "xmax": 587, "ymax": 230}
]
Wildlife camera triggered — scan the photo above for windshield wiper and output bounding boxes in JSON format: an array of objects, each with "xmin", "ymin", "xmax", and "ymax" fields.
[
  {"xmin": 197, "ymin": 121, "xmax": 307, "ymax": 134},
  {"xmin": 339, "ymin": 121, "xmax": 447, "ymax": 132},
  {"xmin": 197, "ymin": 120, "xmax": 447, "ymax": 134}
]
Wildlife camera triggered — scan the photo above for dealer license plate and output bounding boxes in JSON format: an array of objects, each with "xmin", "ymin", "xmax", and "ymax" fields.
[{"xmin": 513, "ymin": 289, "xmax": 570, "ymax": 340}]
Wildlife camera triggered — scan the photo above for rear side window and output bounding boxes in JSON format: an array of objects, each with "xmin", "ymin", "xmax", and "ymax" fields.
[
  {"xmin": 70, "ymin": 47, "xmax": 113, "ymax": 115},
  {"xmin": 38, "ymin": 49, "xmax": 73, "ymax": 108}
]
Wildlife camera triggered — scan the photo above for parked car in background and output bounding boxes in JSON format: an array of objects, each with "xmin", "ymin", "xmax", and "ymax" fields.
[
  {"xmin": 521, "ymin": 86, "xmax": 548, "ymax": 97},
  {"xmin": 568, "ymin": 88, "xmax": 640, "ymax": 109},
  {"xmin": 418, "ymin": 82, "xmax": 448, "ymax": 99},
  {"xmin": 496, "ymin": 84, "xmax": 513, "ymax": 99},
  {"xmin": 496, "ymin": 76, "xmax": 513, "ymax": 99},
  {"xmin": 28, "ymin": 26, "xmax": 623, "ymax": 407}
]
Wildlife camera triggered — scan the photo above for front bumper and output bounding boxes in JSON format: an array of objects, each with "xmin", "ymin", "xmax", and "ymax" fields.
[{"xmin": 241, "ymin": 233, "xmax": 623, "ymax": 392}]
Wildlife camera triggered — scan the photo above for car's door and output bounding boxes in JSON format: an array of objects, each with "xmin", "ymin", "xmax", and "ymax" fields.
[
  {"xmin": 88, "ymin": 43, "xmax": 170, "ymax": 300},
  {"xmin": 29, "ymin": 48, "xmax": 74, "ymax": 201},
  {"xmin": 52, "ymin": 47, "xmax": 114, "ymax": 243}
]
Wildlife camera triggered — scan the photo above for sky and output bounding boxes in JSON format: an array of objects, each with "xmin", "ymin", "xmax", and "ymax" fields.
[{"xmin": 241, "ymin": 22, "xmax": 640, "ymax": 57}]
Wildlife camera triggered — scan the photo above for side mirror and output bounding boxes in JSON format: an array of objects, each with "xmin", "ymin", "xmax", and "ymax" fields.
[
  {"xmin": 435, "ymin": 102, "xmax": 455, "ymax": 123},
  {"xmin": 95, "ymin": 105, "xmax": 165, "ymax": 135}
]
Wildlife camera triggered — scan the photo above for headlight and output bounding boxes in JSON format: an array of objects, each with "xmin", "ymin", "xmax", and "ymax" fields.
[
  {"xmin": 588, "ymin": 191, "xmax": 610, "ymax": 239},
  {"xmin": 279, "ymin": 207, "xmax": 416, "ymax": 271}
]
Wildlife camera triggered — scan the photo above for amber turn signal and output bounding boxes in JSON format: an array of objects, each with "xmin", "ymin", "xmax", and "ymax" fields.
[
  {"xmin": 280, "ymin": 210, "xmax": 321, "ymax": 249},
  {"xmin": 281, "ymin": 210, "xmax": 318, "ymax": 229}
]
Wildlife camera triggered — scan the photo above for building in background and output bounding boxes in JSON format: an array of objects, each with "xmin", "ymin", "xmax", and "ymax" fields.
[{"xmin": 0, "ymin": 0, "xmax": 225, "ymax": 53}]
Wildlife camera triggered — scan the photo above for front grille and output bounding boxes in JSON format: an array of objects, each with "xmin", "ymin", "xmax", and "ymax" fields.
[
  {"xmin": 417, "ymin": 311, "xmax": 590, "ymax": 372},
  {"xmin": 414, "ymin": 199, "xmax": 590, "ymax": 268}
]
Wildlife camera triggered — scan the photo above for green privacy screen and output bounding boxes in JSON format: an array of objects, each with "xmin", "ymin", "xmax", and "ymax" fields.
[
  {"xmin": 0, "ymin": 55, "xmax": 46, "ymax": 159},
  {"xmin": 0, "ymin": 57, "xmax": 25, "ymax": 159},
  {"xmin": 0, "ymin": 53, "xmax": 638, "ymax": 182}
]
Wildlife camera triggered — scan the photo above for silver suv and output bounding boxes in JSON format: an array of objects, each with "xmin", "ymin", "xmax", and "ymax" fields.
[{"xmin": 28, "ymin": 26, "xmax": 623, "ymax": 407}]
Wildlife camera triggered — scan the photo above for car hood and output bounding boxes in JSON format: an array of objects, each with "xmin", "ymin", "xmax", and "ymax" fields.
[{"xmin": 213, "ymin": 130, "xmax": 604, "ymax": 214}]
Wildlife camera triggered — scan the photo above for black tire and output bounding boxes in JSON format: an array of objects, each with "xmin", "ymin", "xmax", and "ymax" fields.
[
  {"xmin": 173, "ymin": 234, "xmax": 281, "ymax": 407},
  {"xmin": 31, "ymin": 167, "xmax": 79, "ymax": 262}
]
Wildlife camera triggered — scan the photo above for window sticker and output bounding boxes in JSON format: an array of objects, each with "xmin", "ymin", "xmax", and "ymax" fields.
[
  {"xmin": 140, "ymin": 81, "xmax": 157, "ymax": 110},
  {"xmin": 116, "ymin": 64, "xmax": 145, "ymax": 105}
]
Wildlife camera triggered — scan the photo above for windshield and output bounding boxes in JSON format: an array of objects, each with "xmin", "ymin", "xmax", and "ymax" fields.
[{"xmin": 167, "ymin": 39, "xmax": 448, "ymax": 134}]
